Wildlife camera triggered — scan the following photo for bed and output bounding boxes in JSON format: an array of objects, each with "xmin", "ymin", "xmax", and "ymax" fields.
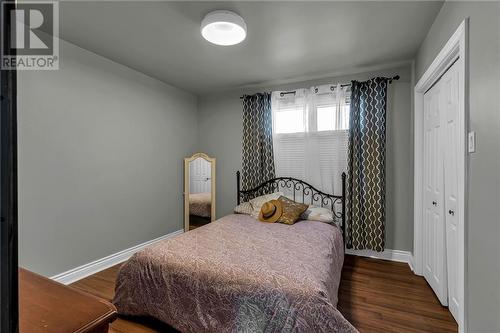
[
  {"xmin": 113, "ymin": 172, "xmax": 356, "ymax": 332},
  {"xmin": 189, "ymin": 192, "xmax": 212, "ymax": 218}
]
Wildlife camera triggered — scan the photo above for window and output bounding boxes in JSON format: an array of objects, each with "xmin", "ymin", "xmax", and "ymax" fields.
[
  {"xmin": 271, "ymin": 84, "xmax": 350, "ymax": 197},
  {"xmin": 316, "ymin": 105, "xmax": 349, "ymax": 131},
  {"xmin": 317, "ymin": 106, "xmax": 337, "ymax": 131},
  {"xmin": 272, "ymin": 87, "xmax": 350, "ymax": 134},
  {"xmin": 274, "ymin": 106, "xmax": 305, "ymax": 134}
]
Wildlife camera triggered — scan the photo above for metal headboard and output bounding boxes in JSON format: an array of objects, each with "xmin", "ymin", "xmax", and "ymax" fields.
[{"xmin": 236, "ymin": 171, "xmax": 346, "ymax": 240}]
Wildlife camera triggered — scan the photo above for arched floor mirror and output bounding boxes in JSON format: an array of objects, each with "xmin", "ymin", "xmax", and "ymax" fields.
[{"xmin": 184, "ymin": 153, "xmax": 216, "ymax": 231}]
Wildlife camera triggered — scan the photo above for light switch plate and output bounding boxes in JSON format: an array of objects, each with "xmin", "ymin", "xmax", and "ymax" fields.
[{"xmin": 468, "ymin": 131, "xmax": 476, "ymax": 153}]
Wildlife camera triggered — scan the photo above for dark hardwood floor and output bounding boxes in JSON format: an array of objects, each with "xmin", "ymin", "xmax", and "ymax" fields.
[
  {"xmin": 188, "ymin": 215, "xmax": 211, "ymax": 231},
  {"xmin": 338, "ymin": 256, "xmax": 457, "ymax": 333},
  {"xmin": 70, "ymin": 255, "xmax": 457, "ymax": 333}
]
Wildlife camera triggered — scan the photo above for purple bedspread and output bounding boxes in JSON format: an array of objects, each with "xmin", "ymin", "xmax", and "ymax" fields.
[{"xmin": 113, "ymin": 214, "xmax": 357, "ymax": 333}]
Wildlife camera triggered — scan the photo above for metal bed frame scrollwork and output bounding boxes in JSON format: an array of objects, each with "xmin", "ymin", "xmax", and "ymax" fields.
[{"xmin": 236, "ymin": 171, "xmax": 346, "ymax": 240}]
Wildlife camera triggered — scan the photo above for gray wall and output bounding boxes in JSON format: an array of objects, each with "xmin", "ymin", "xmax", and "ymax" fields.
[
  {"xmin": 198, "ymin": 65, "xmax": 414, "ymax": 251},
  {"xmin": 415, "ymin": 3, "xmax": 500, "ymax": 332},
  {"xmin": 18, "ymin": 38, "xmax": 198, "ymax": 277}
]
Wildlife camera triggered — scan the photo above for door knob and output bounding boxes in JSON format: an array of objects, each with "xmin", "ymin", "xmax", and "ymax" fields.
[
  {"xmin": 449, "ymin": 210, "xmax": 455, "ymax": 216},
  {"xmin": 432, "ymin": 201, "xmax": 437, "ymax": 206}
]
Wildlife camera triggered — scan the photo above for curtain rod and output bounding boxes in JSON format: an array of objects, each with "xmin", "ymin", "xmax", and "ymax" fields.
[{"xmin": 239, "ymin": 75, "xmax": 400, "ymax": 99}]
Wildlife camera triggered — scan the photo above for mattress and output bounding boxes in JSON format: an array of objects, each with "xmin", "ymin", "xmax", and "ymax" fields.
[
  {"xmin": 189, "ymin": 192, "xmax": 211, "ymax": 217},
  {"xmin": 113, "ymin": 214, "xmax": 357, "ymax": 333}
]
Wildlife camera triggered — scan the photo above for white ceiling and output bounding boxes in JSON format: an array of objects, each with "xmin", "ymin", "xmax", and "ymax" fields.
[{"xmin": 57, "ymin": 1, "xmax": 443, "ymax": 95}]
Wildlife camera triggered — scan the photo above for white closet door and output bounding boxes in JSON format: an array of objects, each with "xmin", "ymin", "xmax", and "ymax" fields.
[
  {"xmin": 189, "ymin": 157, "xmax": 212, "ymax": 193},
  {"xmin": 423, "ymin": 81, "xmax": 448, "ymax": 305},
  {"xmin": 442, "ymin": 61, "xmax": 460, "ymax": 321}
]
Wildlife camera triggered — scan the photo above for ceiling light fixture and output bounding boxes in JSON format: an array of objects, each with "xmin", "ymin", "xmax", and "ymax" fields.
[{"xmin": 201, "ymin": 10, "xmax": 247, "ymax": 46}]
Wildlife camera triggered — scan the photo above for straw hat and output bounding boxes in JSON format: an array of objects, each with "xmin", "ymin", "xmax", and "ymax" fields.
[{"xmin": 258, "ymin": 200, "xmax": 283, "ymax": 223}]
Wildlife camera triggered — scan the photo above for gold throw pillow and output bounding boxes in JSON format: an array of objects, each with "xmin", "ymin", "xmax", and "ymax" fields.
[{"xmin": 277, "ymin": 196, "xmax": 309, "ymax": 225}]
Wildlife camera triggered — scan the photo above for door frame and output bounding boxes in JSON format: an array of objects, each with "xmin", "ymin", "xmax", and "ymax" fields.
[
  {"xmin": 413, "ymin": 19, "xmax": 468, "ymax": 333},
  {"xmin": 0, "ymin": 1, "xmax": 19, "ymax": 330}
]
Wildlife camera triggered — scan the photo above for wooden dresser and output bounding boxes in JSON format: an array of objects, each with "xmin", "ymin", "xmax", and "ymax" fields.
[{"xmin": 20, "ymin": 268, "xmax": 117, "ymax": 333}]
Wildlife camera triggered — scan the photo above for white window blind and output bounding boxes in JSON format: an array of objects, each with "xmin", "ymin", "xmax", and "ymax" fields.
[{"xmin": 272, "ymin": 84, "xmax": 350, "ymax": 197}]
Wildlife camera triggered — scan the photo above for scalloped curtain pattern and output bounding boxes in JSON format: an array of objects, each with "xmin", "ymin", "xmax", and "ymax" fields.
[
  {"xmin": 346, "ymin": 78, "xmax": 388, "ymax": 251},
  {"xmin": 241, "ymin": 93, "xmax": 276, "ymax": 192}
]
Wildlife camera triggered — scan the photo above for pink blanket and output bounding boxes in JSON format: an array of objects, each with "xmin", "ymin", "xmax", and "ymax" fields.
[
  {"xmin": 113, "ymin": 214, "xmax": 357, "ymax": 333},
  {"xmin": 189, "ymin": 192, "xmax": 211, "ymax": 217}
]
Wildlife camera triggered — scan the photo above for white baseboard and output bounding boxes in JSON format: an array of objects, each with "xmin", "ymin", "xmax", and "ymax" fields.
[
  {"xmin": 345, "ymin": 248, "xmax": 413, "ymax": 266},
  {"xmin": 51, "ymin": 229, "xmax": 184, "ymax": 285}
]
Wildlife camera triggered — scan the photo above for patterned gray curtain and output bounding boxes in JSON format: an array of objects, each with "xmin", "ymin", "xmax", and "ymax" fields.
[
  {"xmin": 346, "ymin": 78, "xmax": 388, "ymax": 251},
  {"xmin": 241, "ymin": 93, "xmax": 275, "ymax": 191}
]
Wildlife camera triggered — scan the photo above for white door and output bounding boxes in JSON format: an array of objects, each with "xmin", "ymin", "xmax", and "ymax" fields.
[
  {"xmin": 189, "ymin": 157, "xmax": 212, "ymax": 193},
  {"xmin": 423, "ymin": 80, "xmax": 448, "ymax": 305},
  {"xmin": 442, "ymin": 61, "xmax": 461, "ymax": 321}
]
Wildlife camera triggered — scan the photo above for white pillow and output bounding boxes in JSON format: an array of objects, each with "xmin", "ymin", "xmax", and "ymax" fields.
[
  {"xmin": 249, "ymin": 192, "xmax": 283, "ymax": 218},
  {"xmin": 300, "ymin": 205, "xmax": 335, "ymax": 223},
  {"xmin": 234, "ymin": 202, "xmax": 254, "ymax": 215}
]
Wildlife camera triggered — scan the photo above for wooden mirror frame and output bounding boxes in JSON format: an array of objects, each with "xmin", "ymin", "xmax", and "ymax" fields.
[{"xmin": 184, "ymin": 153, "xmax": 216, "ymax": 232}]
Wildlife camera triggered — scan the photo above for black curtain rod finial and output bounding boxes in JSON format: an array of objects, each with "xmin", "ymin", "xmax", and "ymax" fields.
[{"xmin": 388, "ymin": 75, "xmax": 400, "ymax": 83}]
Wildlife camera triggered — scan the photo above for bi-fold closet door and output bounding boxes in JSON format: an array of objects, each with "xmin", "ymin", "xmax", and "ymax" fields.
[{"xmin": 422, "ymin": 60, "xmax": 460, "ymax": 321}]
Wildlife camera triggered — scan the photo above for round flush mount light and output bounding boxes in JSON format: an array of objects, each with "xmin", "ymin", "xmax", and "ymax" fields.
[{"xmin": 201, "ymin": 10, "xmax": 247, "ymax": 46}]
